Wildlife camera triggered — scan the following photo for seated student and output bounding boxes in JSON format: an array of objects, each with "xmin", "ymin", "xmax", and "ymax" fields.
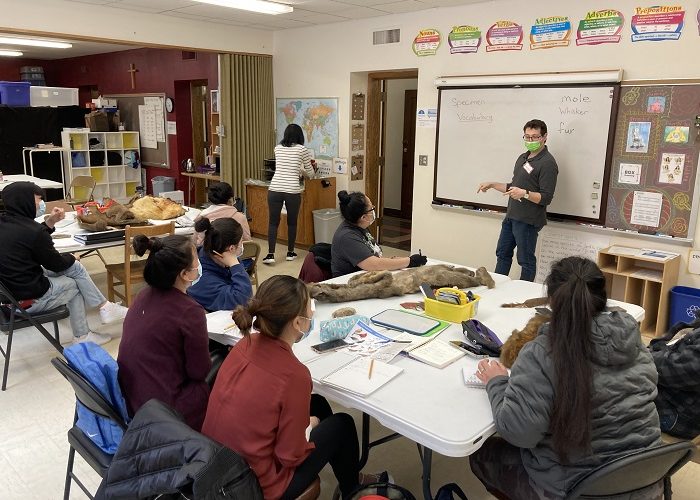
[
  {"xmin": 469, "ymin": 257, "xmax": 661, "ymax": 499},
  {"xmin": 118, "ymin": 234, "xmax": 211, "ymax": 431},
  {"xmin": 195, "ymin": 181, "xmax": 251, "ymax": 245},
  {"xmin": 331, "ymin": 190, "xmax": 426, "ymax": 277},
  {"xmin": 187, "ymin": 217, "xmax": 253, "ymax": 312},
  {"xmin": 0, "ymin": 182, "xmax": 127, "ymax": 345},
  {"xmin": 203, "ymin": 275, "xmax": 385, "ymax": 499}
]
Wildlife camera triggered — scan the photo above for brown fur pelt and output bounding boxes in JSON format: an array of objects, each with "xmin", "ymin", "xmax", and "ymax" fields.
[
  {"xmin": 129, "ymin": 196, "xmax": 185, "ymax": 220},
  {"xmin": 501, "ymin": 296, "xmax": 549, "ymax": 308},
  {"xmin": 500, "ymin": 310, "xmax": 550, "ymax": 368},
  {"xmin": 309, "ymin": 264, "xmax": 495, "ymax": 303},
  {"xmin": 77, "ymin": 199, "xmax": 145, "ymax": 232}
]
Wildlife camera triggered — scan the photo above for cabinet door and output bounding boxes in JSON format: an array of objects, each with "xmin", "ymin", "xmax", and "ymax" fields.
[{"xmin": 246, "ymin": 186, "xmax": 269, "ymax": 236}]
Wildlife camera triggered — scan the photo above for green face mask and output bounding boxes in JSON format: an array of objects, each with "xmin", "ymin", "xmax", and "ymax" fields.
[{"xmin": 525, "ymin": 140, "xmax": 541, "ymax": 152}]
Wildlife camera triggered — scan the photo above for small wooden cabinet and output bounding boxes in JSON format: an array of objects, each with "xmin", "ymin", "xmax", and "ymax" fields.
[
  {"xmin": 598, "ymin": 247, "xmax": 680, "ymax": 337},
  {"xmin": 246, "ymin": 177, "xmax": 337, "ymax": 248}
]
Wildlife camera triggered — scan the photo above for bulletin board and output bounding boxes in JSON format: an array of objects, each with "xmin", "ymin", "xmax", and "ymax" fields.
[
  {"xmin": 605, "ymin": 85, "xmax": 700, "ymax": 239},
  {"xmin": 105, "ymin": 93, "xmax": 169, "ymax": 168}
]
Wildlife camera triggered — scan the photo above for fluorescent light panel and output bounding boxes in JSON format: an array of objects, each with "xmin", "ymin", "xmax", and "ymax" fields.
[
  {"xmin": 192, "ymin": 0, "xmax": 292, "ymax": 15},
  {"xmin": 0, "ymin": 50, "xmax": 23, "ymax": 57},
  {"xmin": 0, "ymin": 36, "xmax": 72, "ymax": 49}
]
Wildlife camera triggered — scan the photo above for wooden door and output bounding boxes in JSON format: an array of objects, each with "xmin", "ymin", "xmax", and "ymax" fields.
[
  {"xmin": 190, "ymin": 81, "xmax": 208, "ymax": 167},
  {"xmin": 401, "ymin": 89, "xmax": 417, "ymax": 218}
]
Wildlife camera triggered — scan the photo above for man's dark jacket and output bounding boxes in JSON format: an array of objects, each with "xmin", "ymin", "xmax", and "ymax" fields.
[{"xmin": 0, "ymin": 182, "xmax": 74, "ymax": 299}]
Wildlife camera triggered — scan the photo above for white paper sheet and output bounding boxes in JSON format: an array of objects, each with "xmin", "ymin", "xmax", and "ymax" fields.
[
  {"xmin": 144, "ymin": 96, "xmax": 165, "ymax": 142},
  {"xmin": 630, "ymin": 191, "xmax": 662, "ymax": 227},
  {"xmin": 138, "ymin": 105, "xmax": 158, "ymax": 149}
]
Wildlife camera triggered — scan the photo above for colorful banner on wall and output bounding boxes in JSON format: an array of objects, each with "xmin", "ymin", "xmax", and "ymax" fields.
[
  {"xmin": 448, "ymin": 25, "xmax": 482, "ymax": 53},
  {"xmin": 576, "ymin": 9, "xmax": 624, "ymax": 45},
  {"xmin": 530, "ymin": 16, "xmax": 572, "ymax": 49},
  {"xmin": 485, "ymin": 20, "xmax": 524, "ymax": 51},
  {"xmin": 412, "ymin": 29, "xmax": 441, "ymax": 56},
  {"xmin": 631, "ymin": 5, "xmax": 685, "ymax": 41}
]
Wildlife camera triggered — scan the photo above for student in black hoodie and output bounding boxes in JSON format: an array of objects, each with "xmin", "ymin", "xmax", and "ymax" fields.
[{"xmin": 0, "ymin": 182, "xmax": 128, "ymax": 345}]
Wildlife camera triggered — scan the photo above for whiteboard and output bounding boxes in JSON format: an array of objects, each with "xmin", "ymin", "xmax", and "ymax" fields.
[
  {"xmin": 534, "ymin": 226, "xmax": 610, "ymax": 283},
  {"xmin": 434, "ymin": 85, "xmax": 618, "ymax": 222}
]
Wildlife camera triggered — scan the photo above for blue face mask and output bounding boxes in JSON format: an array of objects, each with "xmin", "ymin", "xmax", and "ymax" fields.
[
  {"xmin": 36, "ymin": 200, "xmax": 46, "ymax": 218},
  {"xmin": 297, "ymin": 317, "xmax": 315, "ymax": 343},
  {"xmin": 190, "ymin": 262, "xmax": 203, "ymax": 286}
]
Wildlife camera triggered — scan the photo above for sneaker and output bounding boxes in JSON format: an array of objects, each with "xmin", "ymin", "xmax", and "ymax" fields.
[
  {"xmin": 359, "ymin": 470, "xmax": 393, "ymax": 485},
  {"xmin": 99, "ymin": 301, "xmax": 128, "ymax": 324},
  {"xmin": 286, "ymin": 252, "xmax": 298, "ymax": 261},
  {"xmin": 262, "ymin": 253, "xmax": 275, "ymax": 265},
  {"xmin": 73, "ymin": 331, "xmax": 112, "ymax": 346}
]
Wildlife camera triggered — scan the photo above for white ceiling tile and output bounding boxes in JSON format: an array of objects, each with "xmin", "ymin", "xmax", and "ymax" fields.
[
  {"xmin": 334, "ymin": 6, "xmax": 390, "ymax": 18},
  {"xmin": 335, "ymin": 0, "xmax": 393, "ymax": 7},
  {"xmin": 374, "ymin": 0, "xmax": 429, "ymax": 13},
  {"xmin": 248, "ymin": 24, "xmax": 278, "ymax": 31},
  {"xmin": 250, "ymin": 17, "xmax": 313, "ymax": 28},
  {"xmin": 173, "ymin": 4, "xmax": 277, "ymax": 22},
  {"xmin": 65, "ymin": 0, "xmax": 113, "ymax": 4},
  {"xmin": 292, "ymin": 0, "xmax": 355, "ymax": 14},
  {"xmin": 109, "ymin": 0, "xmax": 198, "ymax": 12},
  {"xmin": 106, "ymin": 3, "xmax": 163, "ymax": 14},
  {"xmin": 296, "ymin": 12, "xmax": 349, "ymax": 23}
]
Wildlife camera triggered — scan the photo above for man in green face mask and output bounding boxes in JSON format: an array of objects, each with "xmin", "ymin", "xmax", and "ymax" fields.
[{"xmin": 476, "ymin": 119, "xmax": 558, "ymax": 281}]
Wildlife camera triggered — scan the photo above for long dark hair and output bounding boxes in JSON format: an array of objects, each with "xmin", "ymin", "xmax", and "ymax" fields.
[
  {"xmin": 232, "ymin": 275, "xmax": 309, "ymax": 339},
  {"xmin": 545, "ymin": 256, "xmax": 607, "ymax": 462},
  {"xmin": 280, "ymin": 124, "xmax": 305, "ymax": 147}
]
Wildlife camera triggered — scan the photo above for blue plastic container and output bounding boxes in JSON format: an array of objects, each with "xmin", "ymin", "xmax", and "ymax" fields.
[
  {"xmin": 0, "ymin": 81, "xmax": 31, "ymax": 106},
  {"xmin": 669, "ymin": 286, "xmax": 700, "ymax": 326}
]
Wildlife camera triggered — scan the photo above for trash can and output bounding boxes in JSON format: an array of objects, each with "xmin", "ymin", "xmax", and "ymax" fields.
[
  {"xmin": 313, "ymin": 208, "xmax": 341, "ymax": 244},
  {"xmin": 151, "ymin": 176, "xmax": 175, "ymax": 197},
  {"xmin": 669, "ymin": 286, "xmax": 700, "ymax": 326}
]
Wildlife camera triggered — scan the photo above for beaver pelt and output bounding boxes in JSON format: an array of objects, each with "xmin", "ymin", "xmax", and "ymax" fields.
[
  {"xmin": 308, "ymin": 264, "xmax": 495, "ymax": 303},
  {"xmin": 499, "ymin": 311, "xmax": 550, "ymax": 368}
]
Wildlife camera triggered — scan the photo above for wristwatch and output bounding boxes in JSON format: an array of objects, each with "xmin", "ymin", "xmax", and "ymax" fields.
[{"xmin": 523, "ymin": 190, "xmax": 530, "ymax": 200}]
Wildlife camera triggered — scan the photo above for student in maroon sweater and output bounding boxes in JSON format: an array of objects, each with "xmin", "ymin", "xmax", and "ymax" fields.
[
  {"xmin": 118, "ymin": 234, "xmax": 211, "ymax": 431},
  {"xmin": 203, "ymin": 276, "xmax": 382, "ymax": 500}
]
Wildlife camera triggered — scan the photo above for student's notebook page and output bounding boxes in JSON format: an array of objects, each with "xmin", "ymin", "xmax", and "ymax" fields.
[
  {"xmin": 206, "ymin": 310, "xmax": 241, "ymax": 339},
  {"xmin": 409, "ymin": 340, "xmax": 464, "ymax": 369},
  {"xmin": 321, "ymin": 356, "xmax": 403, "ymax": 396}
]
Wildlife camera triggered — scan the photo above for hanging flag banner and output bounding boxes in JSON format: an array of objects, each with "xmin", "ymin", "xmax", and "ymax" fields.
[
  {"xmin": 485, "ymin": 20, "xmax": 524, "ymax": 51},
  {"xmin": 576, "ymin": 9, "xmax": 624, "ymax": 45},
  {"xmin": 412, "ymin": 29, "xmax": 441, "ymax": 56},
  {"xmin": 448, "ymin": 25, "xmax": 482, "ymax": 53},
  {"xmin": 530, "ymin": 16, "xmax": 572, "ymax": 49},
  {"xmin": 631, "ymin": 5, "xmax": 685, "ymax": 41}
]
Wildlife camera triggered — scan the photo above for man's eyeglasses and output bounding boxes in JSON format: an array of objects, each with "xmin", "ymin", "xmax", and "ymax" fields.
[{"xmin": 523, "ymin": 134, "xmax": 543, "ymax": 141}]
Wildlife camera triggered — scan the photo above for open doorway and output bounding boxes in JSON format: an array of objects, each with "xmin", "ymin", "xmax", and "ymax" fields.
[{"xmin": 366, "ymin": 70, "xmax": 418, "ymax": 251}]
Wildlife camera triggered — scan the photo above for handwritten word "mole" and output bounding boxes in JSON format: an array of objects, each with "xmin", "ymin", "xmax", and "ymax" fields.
[{"xmin": 561, "ymin": 94, "xmax": 590, "ymax": 103}]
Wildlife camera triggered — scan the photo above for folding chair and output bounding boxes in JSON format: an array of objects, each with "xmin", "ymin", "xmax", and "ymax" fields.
[
  {"xmin": 0, "ymin": 278, "xmax": 67, "ymax": 390},
  {"xmin": 241, "ymin": 241, "xmax": 261, "ymax": 288},
  {"xmin": 65, "ymin": 175, "xmax": 96, "ymax": 210},
  {"xmin": 102, "ymin": 222, "xmax": 175, "ymax": 306},
  {"xmin": 565, "ymin": 441, "xmax": 695, "ymax": 499},
  {"xmin": 51, "ymin": 357, "xmax": 128, "ymax": 500}
]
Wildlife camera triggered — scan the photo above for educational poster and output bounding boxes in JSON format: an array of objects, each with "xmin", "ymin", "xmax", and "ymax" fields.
[
  {"xmin": 606, "ymin": 85, "xmax": 700, "ymax": 238},
  {"xmin": 529, "ymin": 15, "xmax": 572, "ymax": 49},
  {"xmin": 412, "ymin": 29, "xmax": 441, "ymax": 56},
  {"xmin": 576, "ymin": 9, "xmax": 624, "ymax": 45},
  {"xmin": 619, "ymin": 163, "xmax": 642, "ymax": 184},
  {"xmin": 333, "ymin": 157, "xmax": 347, "ymax": 175},
  {"xmin": 275, "ymin": 98, "xmax": 338, "ymax": 160},
  {"xmin": 625, "ymin": 122, "xmax": 651, "ymax": 153},
  {"xmin": 417, "ymin": 108, "xmax": 437, "ymax": 128},
  {"xmin": 631, "ymin": 5, "xmax": 685, "ymax": 41},
  {"xmin": 485, "ymin": 20, "xmax": 523, "ymax": 51},
  {"xmin": 448, "ymin": 25, "xmax": 482, "ymax": 54},
  {"xmin": 658, "ymin": 153, "xmax": 685, "ymax": 184},
  {"xmin": 138, "ymin": 104, "xmax": 157, "ymax": 149}
]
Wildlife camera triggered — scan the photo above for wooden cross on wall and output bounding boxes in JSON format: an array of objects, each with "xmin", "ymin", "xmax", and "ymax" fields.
[{"xmin": 127, "ymin": 63, "xmax": 139, "ymax": 89}]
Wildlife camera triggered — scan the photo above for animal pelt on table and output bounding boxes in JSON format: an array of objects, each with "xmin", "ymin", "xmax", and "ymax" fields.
[
  {"xmin": 129, "ymin": 196, "xmax": 185, "ymax": 220},
  {"xmin": 77, "ymin": 200, "xmax": 145, "ymax": 232},
  {"xmin": 309, "ymin": 264, "xmax": 495, "ymax": 303},
  {"xmin": 500, "ymin": 310, "xmax": 550, "ymax": 368}
]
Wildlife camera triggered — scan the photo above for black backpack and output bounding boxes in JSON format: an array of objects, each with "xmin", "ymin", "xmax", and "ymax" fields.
[{"xmin": 435, "ymin": 483, "xmax": 469, "ymax": 500}]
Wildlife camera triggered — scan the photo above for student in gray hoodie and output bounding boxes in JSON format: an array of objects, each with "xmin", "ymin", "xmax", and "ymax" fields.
[{"xmin": 470, "ymin": 257, "xmax": 661, "ymax": 499}]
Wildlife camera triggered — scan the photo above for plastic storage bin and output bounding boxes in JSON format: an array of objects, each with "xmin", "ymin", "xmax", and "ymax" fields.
[
  {"xmin": 669, "ymin": 286, "xmax": 700, "ymax": 326},
  {"xmin": 151, "ymin": 176, "xmax": 176, "ymax": 197},
  {"xmin": 313, "ymin": 208, "xmax": 341, "ymax": 244},
  {"xmin": 0, "ymin": 81, "xmax": 31, "ymax": 106},
  {"xmin": 424, "ymin": 294, "xmax": 480, "ymax": 323},
  {"xmin": 29, "ymin": 86, "xmax": 79, "ymax": 107}
]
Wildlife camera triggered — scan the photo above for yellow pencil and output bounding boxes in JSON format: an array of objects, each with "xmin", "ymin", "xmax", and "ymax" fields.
[
  {"xmin": 368, "ymin": 358, "xmax": 375, "ymax": 380},
  {"xmin": 223, "ymin": 323, "xmax": 237, "ymax": 331}
]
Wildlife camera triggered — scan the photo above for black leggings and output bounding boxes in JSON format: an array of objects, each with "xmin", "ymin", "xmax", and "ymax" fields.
[
  {"xmin": 267, "ymin": 191, "xmax": 302, "ymax": 253},
  {"xmin": 281, "ymin": 396, "xmax": 360, "ymax": 499}
]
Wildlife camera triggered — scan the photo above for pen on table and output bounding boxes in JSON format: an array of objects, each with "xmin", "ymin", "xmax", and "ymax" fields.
[{"xmin": 368, "ymin": 358, "xmax": 375, "ymax": 380}]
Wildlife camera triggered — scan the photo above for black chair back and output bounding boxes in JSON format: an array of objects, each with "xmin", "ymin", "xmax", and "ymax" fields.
[
  {"xmin": 51, "ymin": 357, "xmax": 127, "ymax": 430},
  {"xmin": 565, "ymin": 441, "xmax": 695, "ymax": 499}
]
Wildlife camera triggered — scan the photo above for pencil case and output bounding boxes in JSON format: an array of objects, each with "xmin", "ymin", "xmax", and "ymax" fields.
[
  {"xmin": 424, "ymin": 294, "xmax": 480, "ymax": 323},
  {"xmin": 320, "ymin": 315, "xmax": 369, "ymax": 342}
]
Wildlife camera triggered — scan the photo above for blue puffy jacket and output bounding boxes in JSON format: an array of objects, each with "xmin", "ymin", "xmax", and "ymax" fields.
[{"xmin": 63, "ymin": 343, "xmax": 131, "ymax": 454}]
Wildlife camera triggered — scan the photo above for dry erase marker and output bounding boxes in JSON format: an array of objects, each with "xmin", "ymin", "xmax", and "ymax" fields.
[{"xmin": 368, "ymin": 358, "xmax": 375, "ymax": 380}]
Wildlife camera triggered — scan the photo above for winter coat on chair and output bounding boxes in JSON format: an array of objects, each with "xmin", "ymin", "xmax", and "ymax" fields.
[{"xmin": 96, "ymin": 399, "xmax": 263, "ymax": 500}]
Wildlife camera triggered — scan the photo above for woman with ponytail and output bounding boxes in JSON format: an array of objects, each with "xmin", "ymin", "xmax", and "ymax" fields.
[
  {"xmin": 203, "ymin": 276, "xmax": 386, "ymax": 499},
  {"xmin": 187, "ymin": 216, "xmax": 253, "ymax": 312},
  {"xmin": 469, "ymin": 257, "xmax": 661, "ymax": 499},
  {"xmin": 118, "ymin": 234, "xmax": 211, "ymax": 431}
]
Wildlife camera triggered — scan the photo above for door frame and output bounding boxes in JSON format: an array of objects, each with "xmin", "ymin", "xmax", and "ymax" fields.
[{"xmin": 366, "ymin": 69, "xmax": 418, "ymax": 240}]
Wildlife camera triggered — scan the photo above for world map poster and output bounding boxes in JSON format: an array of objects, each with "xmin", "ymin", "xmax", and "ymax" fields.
[{"xmin": 276, "ymin": 98, "xmax": 339, "ymax": 159}]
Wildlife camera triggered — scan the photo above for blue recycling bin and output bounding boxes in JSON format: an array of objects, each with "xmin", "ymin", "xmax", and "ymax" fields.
[{"xmin": 669, "ymin": 286, "xmax": 700, "ymax": 326}]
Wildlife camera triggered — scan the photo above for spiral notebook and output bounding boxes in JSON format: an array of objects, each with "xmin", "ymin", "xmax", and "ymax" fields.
[{"xmin": 320, "ymin": 356, "xmax": 403, "ymax": 396}]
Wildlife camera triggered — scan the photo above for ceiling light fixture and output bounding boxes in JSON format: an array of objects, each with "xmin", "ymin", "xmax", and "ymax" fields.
[
  {"xmin": 0, "ymin": 50, "xmax": 23, "ymax": 57},
  {"xmin": 0, "ymin": 36, "xmax": 72, "ymax": 49},
  {"xmin": 192, "ymin": 0, "xmax": 292, "ymax": 15}
]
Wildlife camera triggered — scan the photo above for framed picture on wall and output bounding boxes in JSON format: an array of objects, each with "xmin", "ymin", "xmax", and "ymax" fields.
[{"xmin": 211, "ymin": 90, "xmax": 219, "ymax": 114}]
